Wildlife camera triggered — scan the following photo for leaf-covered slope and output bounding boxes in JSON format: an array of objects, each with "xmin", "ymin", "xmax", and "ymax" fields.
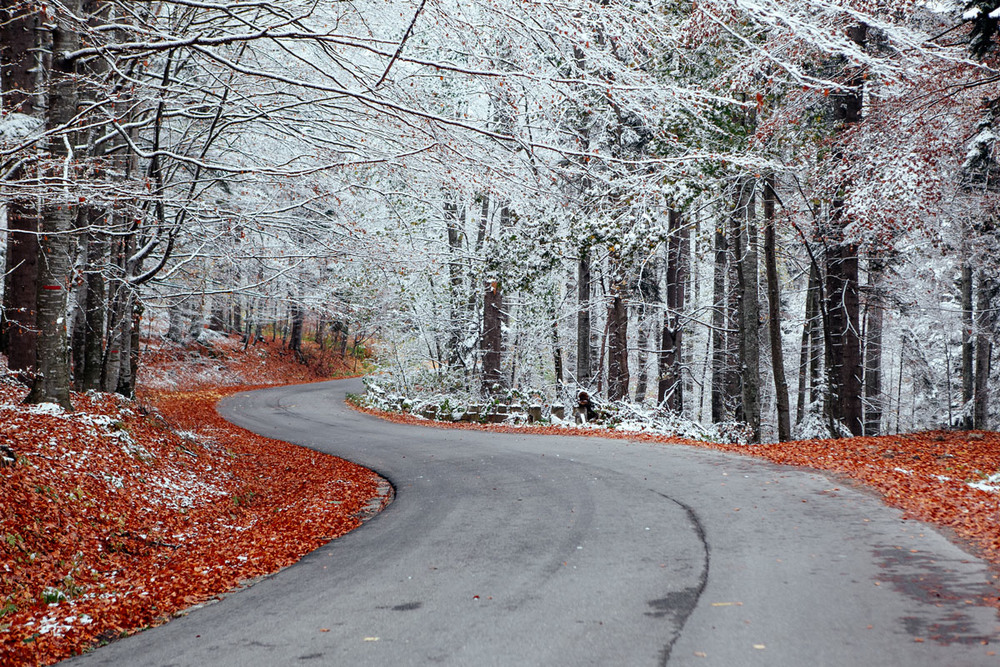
[{"xmin": 1, "ymin": 337, "xmax": 383, "ymax": 666}]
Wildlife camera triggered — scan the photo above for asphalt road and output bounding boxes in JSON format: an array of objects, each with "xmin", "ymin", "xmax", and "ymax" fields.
[{"xmin": 69, "ymin": 379, "xmax": 1000, "ymax": 666}]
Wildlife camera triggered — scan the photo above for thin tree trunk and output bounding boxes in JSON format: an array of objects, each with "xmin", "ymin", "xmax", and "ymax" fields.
[
  {"xmin": 288, "ymin": 300, "xmax": 304, "ymax": 354},
  {"xmin": 732, "ymin": 177, "xmax": 761, "ymax": 441},
  {"xmin": 606, "ymin": 282, "xmax": 629, "ymax": 401},
  {"xmin": 797, "ymin": 265, "xmax": 821, "ymax": 424},
  {"xmin": 961, "ymin": 262, "xmax": 975, "ymax": 428},
  {"xmin": 711, "ymin": 218, "xmax": 728, "ymax": 423},
  {"xmin": 658, "ymin": 210, "xmax": 686, "ymax": 412},
  {"xmin": 633, "ymin": 311, "xmax": 649, "ymax": 403},
  {"xmin": 763, "ymin": 175, "xmax": 791, "ymax": 441},
  {"xmin": 2, "ymin": 202, "xmax": 39, "ymax": 374},
  {"xmin": 482, "ymin": 281, "xmax": 503, "ymax": 394},
  {"xmin": 863, "ymin": 259, "xmax": 884, "ymax": 436},
  {"xmin": 576, "ymin": 252, "xmax": 592, "ymax": 388},
  {"xmin": 445, "ymin": 198, "xmax": 464, "ymax": 365},
  {"xmin": 80, "ymin": 223, "xmax": 106, "ymax": 391},
  {"xmin": 974, "ymin": 273, "xmax": 993, "ymax": 429}
]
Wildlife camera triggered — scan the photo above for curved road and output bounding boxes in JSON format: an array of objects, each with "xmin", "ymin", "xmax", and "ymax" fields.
[{"xmin": 71, "ymin": 379, "xmax": 1000, "ymax": 666}]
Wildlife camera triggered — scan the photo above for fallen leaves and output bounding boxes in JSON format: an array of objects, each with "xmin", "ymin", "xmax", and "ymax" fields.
[{"xmin": 1, "ymin": 336, "xmax": 382, "ymax": 666}]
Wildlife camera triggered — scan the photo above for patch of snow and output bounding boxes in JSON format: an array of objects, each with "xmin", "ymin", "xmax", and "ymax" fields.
[
  {"xmin": 0, "ymin": 112, "xmax": 43, "ymax": 142},
  {"xmin": 27, "ymin": 402, "xmax": 67, "ymax": 417},
  {"xmin": 968, "ymin": 472, "xmax": 1000, "ymax": 493}
]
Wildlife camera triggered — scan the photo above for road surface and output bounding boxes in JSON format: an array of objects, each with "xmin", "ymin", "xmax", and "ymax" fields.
[{"xmin": 69, "ymin": 379, "xmax": 1000, "ymax": 666}]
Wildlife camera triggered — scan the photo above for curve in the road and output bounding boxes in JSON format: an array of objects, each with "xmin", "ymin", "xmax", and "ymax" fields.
[{"xmin": 68, "ymin": 379, "xmax": 1000, "ymax": 666}]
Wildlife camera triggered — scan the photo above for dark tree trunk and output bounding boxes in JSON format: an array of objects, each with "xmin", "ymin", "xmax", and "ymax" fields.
[
  {"xmin": 551, "ymin": 304, "xmax": 564, "ymax": 385},
  {"xmin": 863, "ymin": 259, "xmax": 884, "ymax": 436},
  {"xmin": 2, "ymin": 202, "xmax": 39, "ymax": 374},
  {"xmin": 576, "ymin": 252, "xmax": 592, "ymax": 388},
  {"xmin": 822, "ymin": 22, "xmax": 868, "ymax": 437},
  {"xmin": 27, "ymin": 9, "xmax": 80, "ymax": 409},
  {"xmin": 731, "ymin": 177, "xmax": 761, "ymax": 441},
  {"xmin": 70, "ymin": 292, "xmax": 86, "ymax": 391},
  {"xmin": 445, "ymin": 198, "xmax": 464, "ymax": 365},
  {"xmin": 961, "ymin": 263, "xmax": 975, "ymax": 428},
  {"xmin": 288, "ymin": 301, "xmax": 304, "ymax": 353},
  {"xmin": 658, "ymin": 210, "xmax": 686, "ymax": 412},
  {"xmin": 606, "ymin": 284, "xmax": 629, "ymax": 402},
  {"xmin": 633, "ymin": 311, "xmax": 649, "ymax": 403},
  {"xmin": 797, "ymin": 265, "xmax": 821, "ymax": 425},
  {"xmin": 102, "ymin": 233, "xmax": 128, "ymax": 393},
  {"xmin": 711, "ymin": 218, "xmax": 729, "ymax": 423},
  {"xmin": 481, "ymin": 281, "xmax": 504, "ymax": 394},
  {"xmin": 825, "ymin": 236, "xmax": 863, "ymax": 436},
  {"xmin": 0, "ymin": 1, "xmax": 42, "ymax": 375},
  {"xmin": 974, "ymin": 273, "xmax": 994, "ymax": 429},
  {"xmin": 114, "ymin": 296, "xmax": 134, "ymax": 397},
  {"xmin": 81, "ymin": 223, "xmax": 106, "ymax": 391},
  {"xmin": 763, "ymin": 176, "xmax": 791, "ymax": 441}
]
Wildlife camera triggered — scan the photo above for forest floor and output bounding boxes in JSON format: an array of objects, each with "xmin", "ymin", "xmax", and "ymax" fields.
[
  {"xmin": 0, "ymin": 332, "xmax": 386, "ymax": 667},
  {"xmin": 350, "ymin": 404, "xmax": 1000, "ymax": 580}
]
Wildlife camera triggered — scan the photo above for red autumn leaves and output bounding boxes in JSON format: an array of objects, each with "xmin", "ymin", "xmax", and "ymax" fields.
[{"xmin": 1, "ymin": 338, "xmax": 380, "ymax": 666}]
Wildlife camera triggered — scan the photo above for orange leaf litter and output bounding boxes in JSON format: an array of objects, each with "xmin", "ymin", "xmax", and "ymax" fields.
[{"xmin": 1, "ymin": 337, "xmax": 383, "ymax": 666}]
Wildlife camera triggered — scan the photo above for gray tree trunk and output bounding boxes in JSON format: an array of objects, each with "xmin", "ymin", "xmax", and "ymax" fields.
[
  {"xmin": 711, "ymin": 218, "xmax": 728, "ymax": 423},
  {"xmin": 763, "ymin": 175, "xmax": 791, "ymax": 441},
  {"xmin": 797, "ymin": 265, "xmax": 821, "ymax": 425},
  {"xmin": 26, "ymin": 8, "xmax": 80, "ymax": 409},
  {"xmin": 658, "ymin": 210, "xmax": 686, "ymax": 412},
  {"xmin": 961, "ymin": 263, "xmax": 975, "ymax": 428},
  {"xmin": 863, "ymin": 259, "xmax": 885, "ymax": 436},
  {"xmin": 81, "ymin": 222, "xmax": 106, "ymax": 391},
  {"xmin": 0, "ymin": 0, "xmax": 42, "ymax": 375},
  {"xmin": 974, "ymin": 273, "xmax": 993, "ymax": 429},
  {"xmin": 606, "ymin": 271, "xmax": 629, "ymax": 402},
  {"xmin": 633, "ymin": 311, "xmax": 649, "ymax": 403},
  {"xmin": 731, "ymin": 177, "xmax": 760, "ymax": 441},
  {"xmin": 576, "ymin": 253, "xmax": 592, "ymax": 388}
]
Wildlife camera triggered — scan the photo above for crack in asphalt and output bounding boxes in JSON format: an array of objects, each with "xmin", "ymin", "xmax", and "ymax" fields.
[{"xmin": 654, "ymin": 491, "xmax": 710, "ymax": 667}]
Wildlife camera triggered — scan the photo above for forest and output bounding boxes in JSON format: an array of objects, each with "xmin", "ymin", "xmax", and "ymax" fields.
[{"xmin": 2, "ymin": 0, "xmax": 1000, "ymax": 444}]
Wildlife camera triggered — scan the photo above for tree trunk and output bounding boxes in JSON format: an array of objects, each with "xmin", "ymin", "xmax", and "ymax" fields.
[
  {"xmin": 81, "ymin": 223, "xmax": 106, "ymax": 391},
  {"xmin": 576, "ymin": 252, "xmax": 592, "ymax": 388},
  {"xmin": 26, "ymin": 10, "xmax": 80, "ymax": 409},
  {"xmin": 731, "ymin": 177, "xmax": 760, "ymax": 441},
  {"xmin": 445, "ymin": 198, "xmax": 464, "ymax": 365},
  {"xmin": 288, "ymin": 300, "xmax": 304, "ymax": 354},
  {"xmin": 2, "ymin": 202, "xmax": 39, "ymax": 374},
  {"xmin": 974, "ymin": 273, "xmax": 994, "ymax": 429},
  {"xmin": 711, "ymin": 217, "xmax": 729, "ymax": 423},
  {"xmin": 961, "ymin": 262, "xmax": 975, "ymax": 428},
  {"xmin": 633, "ymin": 311, "xmax": 649, "ymax": 403},
  {"xmin": 797, "ymin": 265, "xmax": 821, "ymax": 425},
  {"xmin": 606, "ymin": 282, "xmax": 629, "ymax": 401},
  {"xmin": 825, "ymin": 235, "xmax": 863, "ymax": 436},
  {"xmin": 481, "ymin": 281, "xmax": 503, "ymax": 394},
  {"xmin": 822, "ymin": 22, "xmax": 867, "ymax": 437},
  {"xmin": 115, "ymin": 297, "xmax": 135, "ymax": 397},
  {"xmin": 763, "ymin": 175, "xmax": 791, "ymax": 441},
  {"xmin": 0, "ymin": 1, "xmax": 42, "ymax": 375},
  {"xmin": 658, "ymin": 210, "xmax": 686, "ymax": 412},
  {"xmin": 863, "ymin": 258, "xmax": 884, "ymax": 436},
  {"xmin": 102, "ymin": 233, "xmax": 128, "ymax": 393}
]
